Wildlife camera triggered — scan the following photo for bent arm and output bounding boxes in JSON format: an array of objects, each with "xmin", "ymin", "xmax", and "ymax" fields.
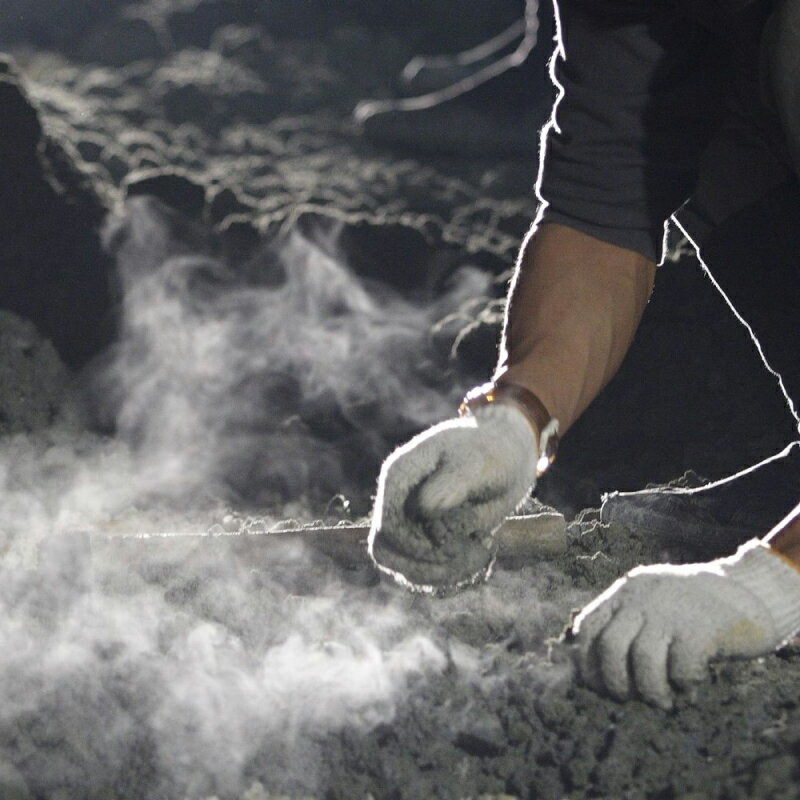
[{"xmin": 495, "ymin": 222, "xmax": 656, "ymax": 434}]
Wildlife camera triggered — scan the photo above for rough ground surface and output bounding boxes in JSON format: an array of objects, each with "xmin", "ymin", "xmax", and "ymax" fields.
[{"xmin": 0, "ymin": 1, "xmax": 799, "ymax": 798}]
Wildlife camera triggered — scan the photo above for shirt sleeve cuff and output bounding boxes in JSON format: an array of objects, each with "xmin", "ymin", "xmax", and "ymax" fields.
[{"xmin": 539, "ymin": 207, "xmax": 664, "ymax": 264}]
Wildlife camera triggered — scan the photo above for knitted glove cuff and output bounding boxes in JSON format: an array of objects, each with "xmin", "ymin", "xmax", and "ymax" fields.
[
  {"xmin": 460, "ymin": 381, "xmax": 558, "ymax": 477},
  {"xmin": 723, "ymin": 540, "xmax": 800, "ymax": 643},
  {"xmin": 470, "ymin": 401, "xmax": 541, "ymax": 488}
]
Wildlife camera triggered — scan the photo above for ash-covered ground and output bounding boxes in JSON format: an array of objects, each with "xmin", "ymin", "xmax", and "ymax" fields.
[{"xmin": 1, "ymin": 1, "xmax": 800, "ymax": 798}]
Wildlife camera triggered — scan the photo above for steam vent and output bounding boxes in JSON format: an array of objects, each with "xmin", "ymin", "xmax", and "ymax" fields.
[{"xmin": 1, "ymin": 1, "xmax": 799, "ymax": 798}]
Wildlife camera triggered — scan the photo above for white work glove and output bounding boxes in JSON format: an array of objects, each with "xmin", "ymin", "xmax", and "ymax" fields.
[
  {"xmin": 570, "ymin": 540, "xmax": 800, "ymax": 709},
  {"xmin": 369, "ymin": 403, "xmax": 543, "ymax": 592}
]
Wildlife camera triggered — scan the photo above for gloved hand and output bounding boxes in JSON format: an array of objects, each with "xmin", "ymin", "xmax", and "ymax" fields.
[
  {"xmin": 369, "ymin": 402, "xmax": 541, "ymax": 592},
  {"xmin": 570, "ymin": 540, "xmax": 800, "ymax": 709}
]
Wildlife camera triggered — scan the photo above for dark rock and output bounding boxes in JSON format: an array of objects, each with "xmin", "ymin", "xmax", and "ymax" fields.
[
  {"xmin": 160, "ymin": 81, "xmax": 209, "ymax": 125},
  {"xmin": 0, "ymin": 57, "xmax": 112, "ymax": 367},
  {"xmin": 218, "ymin": 215, "xmax": 261, "ymax": 265},
  {"xmin": 209, "ymin": 185, "xmax": 254, "ymax": 225},
  {"xmin": 450, "ymin": 298, "xmax": 504, "ymax": 371},
  {"xmin": 454, "ymin": 713, "xmax": 508, "ymax": 757},
  {"xmin": 124, "ymin": 168, "xmax": 207, "ymax": 219},
  {"xmin": 75, "ymin": 135, "xmax": 106, "ymax": 164},
  {"xmin": 0, "ymin": 62, "xmax": 40, "ymax": 151},
  {"xmin": 318, "ymin": 218, "xmax": 438, "ymax": 292},
  {"xmin": 99, "ymin": 146, "xmax": 131, "ymax": 183}
]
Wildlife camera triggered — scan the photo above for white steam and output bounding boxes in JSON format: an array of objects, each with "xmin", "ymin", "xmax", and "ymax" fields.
[
  {"xmin": 0, "ymin": 197, "xmax": 523, "ymax": 797},
  {"xmin": 94, "ymin": 196, "xmax": 491, "ymax": 507},
  {"xmin": 0, "ymin": 550, "xmax": 451, "ymax": 797}
]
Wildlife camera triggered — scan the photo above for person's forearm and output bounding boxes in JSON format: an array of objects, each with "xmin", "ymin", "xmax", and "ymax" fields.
[
  {"xmin": 766, "ymin": 502, "xmax": 800, "ymax": 569},
  {"xmin": 495, "ymin": 222, "xmax": 656, "ymax": 434}
]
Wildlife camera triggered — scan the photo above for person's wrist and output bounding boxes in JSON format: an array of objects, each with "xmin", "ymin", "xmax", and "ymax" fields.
[
  {"xmin": 724, "ymin": 540, "xmax": 800, "ymax": 642},
  {"xmin": 767, "ymin": 544, "xmax": 800, "ymax": 575},
  {"xmin": 459, "ymin": 380, "xmax": 559, "ymax": 477},
  {"xmin": 765, "ymin": 505, "xmax": 800, "ymax": 568}
]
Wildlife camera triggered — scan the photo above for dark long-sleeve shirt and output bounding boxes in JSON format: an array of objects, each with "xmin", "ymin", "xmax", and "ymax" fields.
[{"xmin": 537, "ymin": 0, "xmax": 793, "ymax": 261}]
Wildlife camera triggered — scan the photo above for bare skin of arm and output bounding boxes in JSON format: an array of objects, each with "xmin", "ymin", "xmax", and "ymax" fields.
[
  {"xmin": 766, "ymin": 502, "xmax": 800, "ymax": 569},
  {"xmin": 494, "ymin": 222, "xmax": 656, "ymax": 435},
  {"xmin": 498, "ymin": 222, "xmax": 800, "ymax": 576}
]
